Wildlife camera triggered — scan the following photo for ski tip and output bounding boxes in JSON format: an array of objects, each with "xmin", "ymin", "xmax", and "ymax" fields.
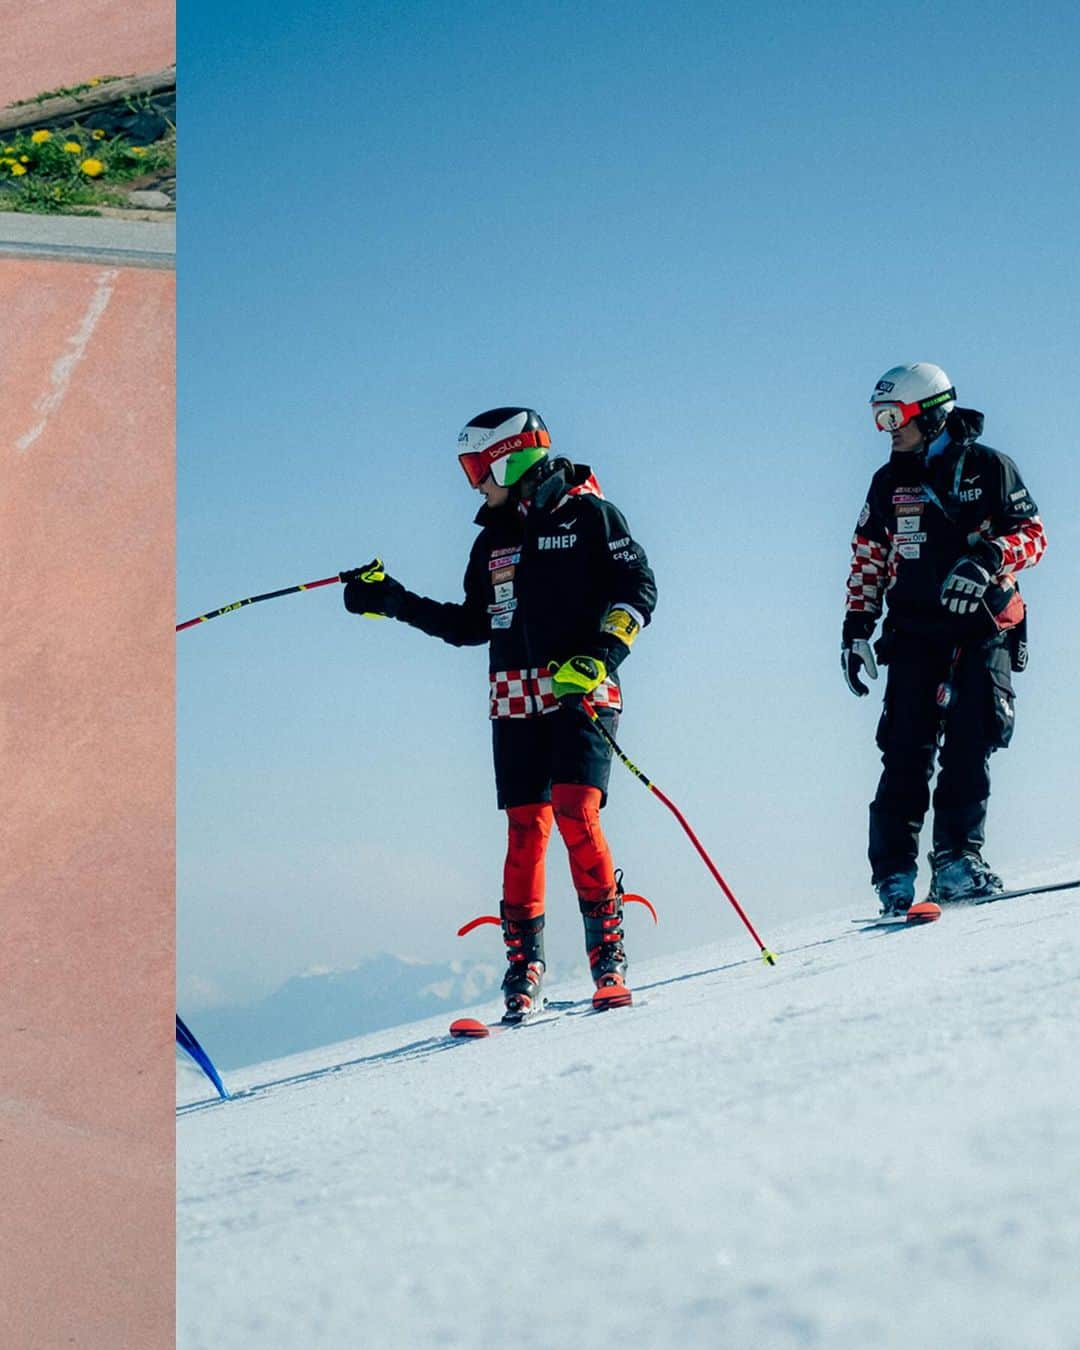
[
  {"xmin": 592, "ymin": 985, "xmax": 633, "ymax": 1010},
  {"xmin": 449, "ymin": 1018, "xmax": 491, "ymax": 1038},
  {"xmin": 905, "ymin": 901, "xmax": 942, "ymax": 925}
]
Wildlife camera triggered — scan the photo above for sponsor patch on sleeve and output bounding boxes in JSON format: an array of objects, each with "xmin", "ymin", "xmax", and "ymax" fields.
[{"xmin": 600, "ymin": 606, "xmax": 643, "ymax": 648}]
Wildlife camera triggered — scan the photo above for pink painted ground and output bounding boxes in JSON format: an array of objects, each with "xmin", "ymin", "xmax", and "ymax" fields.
[
  {"xmin": 0, "ymin": 260, "xmax": 174, "ymax": 1347},
  {"xmin": 1, "ymin": 1, "xmax": 174, "ymax": 107}
]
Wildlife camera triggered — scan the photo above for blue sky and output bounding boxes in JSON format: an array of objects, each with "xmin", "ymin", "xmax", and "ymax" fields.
[{"xmin": 178, "ymin": 0, "xmax": 1080, "ymax": 1007}]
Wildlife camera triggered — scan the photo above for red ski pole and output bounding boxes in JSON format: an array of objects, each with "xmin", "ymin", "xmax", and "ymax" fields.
[{"xmin": 582, "ymin": 699, "xmax": 777, "ymax": 965}]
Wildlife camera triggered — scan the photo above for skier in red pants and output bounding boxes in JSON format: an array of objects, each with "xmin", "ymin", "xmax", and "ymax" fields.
[{"xmin": 342, "ymin": 407, "xmax": 657, "ymax": 1020}]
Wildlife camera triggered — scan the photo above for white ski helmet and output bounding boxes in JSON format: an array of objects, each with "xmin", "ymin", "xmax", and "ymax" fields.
[{"xmin": 870, "ymin": 363, "xmax": 956, "ymax": 435}]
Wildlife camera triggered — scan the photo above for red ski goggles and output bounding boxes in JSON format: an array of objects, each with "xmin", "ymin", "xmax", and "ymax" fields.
[
  {"xmin": 872, "ymin": 387, "xmax": 955, "ymax": 432},
  {"xmin": 457, "ymin": 428, "xmax": 550, "ymax": 486}
]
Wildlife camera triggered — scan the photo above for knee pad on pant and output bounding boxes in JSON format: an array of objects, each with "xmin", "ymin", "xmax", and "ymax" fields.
[
  {"xmin": 551, "ymin": 783, "xmax": 616, "ymax": 902},
  {"xmin": 502, "ymin": 802, "xmax": 554, "ymax": 920}
]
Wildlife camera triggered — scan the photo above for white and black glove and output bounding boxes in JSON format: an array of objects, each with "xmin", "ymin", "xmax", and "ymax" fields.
[
  {"xmin": 940, "ymin": 558, "xmax": 992, "ymax": 615},
  {"xmin": 940, "ymin": 539, "xmax": 1003, "ymax": 616},
  {"xmin": 841, "ymin": 639, "xmax": 878, "ymax": 697}
]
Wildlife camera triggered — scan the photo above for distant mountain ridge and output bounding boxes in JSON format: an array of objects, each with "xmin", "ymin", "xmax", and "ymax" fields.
[{"xmin": 184, "ymin": 954, "xmax": 506, "ymax": 1071}]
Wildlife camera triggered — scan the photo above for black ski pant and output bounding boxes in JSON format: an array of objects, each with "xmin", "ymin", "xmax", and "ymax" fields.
[
  {"xmin": 492, "ymin": 702, "xmax": 617, "ymax": 810},
  {"xmin": 868, "ymin": 630, "xmax": 1015, "ymax": 884}
]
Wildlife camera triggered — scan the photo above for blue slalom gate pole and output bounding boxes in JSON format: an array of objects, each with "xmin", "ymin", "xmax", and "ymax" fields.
[{"xmin": 176, "ymin": 1014, "xmax": 230, "ymax": 1100}]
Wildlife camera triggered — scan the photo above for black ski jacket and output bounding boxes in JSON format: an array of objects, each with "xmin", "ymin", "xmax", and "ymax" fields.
[
  {"xmin": 845, "ymin": 409, "xmax": 1046, "ymax": 640},
  {"xmin": 367, "ymin": 459, "xmax": 656, "ymax": 711}
]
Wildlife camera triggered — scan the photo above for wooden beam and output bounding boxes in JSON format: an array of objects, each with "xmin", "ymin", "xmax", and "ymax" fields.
[{"xmin": 0, "ymin": 68, "xmax": 176, "ymax": 134}]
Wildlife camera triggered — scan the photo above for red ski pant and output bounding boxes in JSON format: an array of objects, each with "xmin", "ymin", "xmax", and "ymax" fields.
[{"xmin": 503, "ymin": 785, "xmax": 616, "ymax": 921}]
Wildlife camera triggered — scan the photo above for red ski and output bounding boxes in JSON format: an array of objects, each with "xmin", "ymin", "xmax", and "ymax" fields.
[
  {"xmin": 853, "ymin": 900, "xmax": 942, "ymax": 929},
  {"xmin": 448, "ymin": 991, "xmax": 635, "ymax": 1039},
  {"xmin": 854, "ymin": 877, "xmax": 1080, "ymax": 929},
  {"xmin": 591, "ymin": 980, "xmax": 633, "ymax": 1010}
]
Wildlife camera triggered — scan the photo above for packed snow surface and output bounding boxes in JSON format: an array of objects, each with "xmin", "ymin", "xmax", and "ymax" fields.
[{"xmin": 178, "ymin": 887, "xmax": 1080, "ymax": 1349}]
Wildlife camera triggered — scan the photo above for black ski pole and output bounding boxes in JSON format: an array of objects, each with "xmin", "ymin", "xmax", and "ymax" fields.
[{"xmin": 176, "ymin": 574, "xmax": 344, "ymax": 632}]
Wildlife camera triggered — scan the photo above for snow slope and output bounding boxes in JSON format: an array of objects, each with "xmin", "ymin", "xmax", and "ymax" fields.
[{"xmin": 178, "ymin": 885, "xmax": 1080, "ymax": 1350}]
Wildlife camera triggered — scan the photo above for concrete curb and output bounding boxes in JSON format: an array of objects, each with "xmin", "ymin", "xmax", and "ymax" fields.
[{"xmin": 0, "ymin": 211, "xmax": 174, "ymax": 268}]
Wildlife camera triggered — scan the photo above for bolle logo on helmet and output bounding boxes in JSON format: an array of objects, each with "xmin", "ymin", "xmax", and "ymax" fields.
[
  {"xmin": 874, "ymin": 379, "xmax": 895, "ymax": 394},
  {"xmin": 463, "ymin": 426, "xmax": 498, "ymax": 451}
]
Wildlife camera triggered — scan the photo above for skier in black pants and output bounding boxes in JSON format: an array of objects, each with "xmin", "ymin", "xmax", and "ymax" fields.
[
  {"xmin": 841, "ymin": 363, "xmax": 1047, "ymax": 914},
  {"xmin": 341, "ymin": 407, "xmax": 657, "ymax": 1018}
]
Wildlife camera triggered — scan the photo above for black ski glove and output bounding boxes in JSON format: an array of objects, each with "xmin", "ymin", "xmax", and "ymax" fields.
[{"xmin": 341, "ymin": 557, "xmax": 407, "ymax": 618}]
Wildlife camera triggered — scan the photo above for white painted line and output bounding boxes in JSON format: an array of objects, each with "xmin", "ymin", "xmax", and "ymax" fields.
[{"xmin": 15, "ymin": 267, "xmax": 119, "ymax": 454}]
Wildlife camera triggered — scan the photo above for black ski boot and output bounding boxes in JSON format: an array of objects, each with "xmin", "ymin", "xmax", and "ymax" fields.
[
  {"xmin": 875, "ymin": 871, "xmax": 916, "ymax": 917},
  {"xmin": 928, "ymin": 852, "xmax": 1003, "ymax": 903},
  {"xmin": 500, "ymin": 906, "xmax": 546, "ymax": 1023},
  {"xmin": 580, "ymin": 876, "xmax": 630, "ymax": 1005}
]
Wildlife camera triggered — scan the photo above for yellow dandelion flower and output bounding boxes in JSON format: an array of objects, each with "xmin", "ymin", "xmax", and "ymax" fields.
[
  {"xmin": 79, "ymin": 158, "xmax": 105, "ymax": 177},
  {"xmin": 63, "ymin": 141, "xmax": 82, "ymax": 153},
  {"xmin": 89, "ymin": 78, "xmax": 101, "ymax": 86},
  {"xmin": 92, "ymin": 129, "xmax": 106, "ymax": 140},
  {"xmin": 128, "ymin": 146, "xmax": 147, "ymax": 156},
  {"xmin": 19, "ymin": 155, "xmax": 29, "ymax": 163},
  {"xmin": 30, "ymin": 129, "xmax": 51, "ymax": 143},
  {"xmin": 11, "ymin": 164, "xmax": 27, "ymax": 176}
]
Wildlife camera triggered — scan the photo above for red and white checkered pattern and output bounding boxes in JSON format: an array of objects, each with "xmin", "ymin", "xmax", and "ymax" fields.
[
  {"xmin": 993, "ymin": 516, "xmax": 1047, "ymax": 574},
  {"xmin": 553, "ymin": 473, "xmax": 605, "ymax": 510},
  {"xmin": 489, "ymin": 668, "xmax": 623, "ymax": 719},
  {"xmin": 845, "ymin": 534, "xmax": 889, "ymax": 615}
]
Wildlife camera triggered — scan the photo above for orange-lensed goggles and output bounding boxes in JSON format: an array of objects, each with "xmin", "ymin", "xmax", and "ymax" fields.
[
  {"xmin": 872, "ymin": 387, "xmax": 955, "ymax": 432},
  {"xmin": 457, "ymin": 428, "xmax": 550, "ymax": 486}
]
